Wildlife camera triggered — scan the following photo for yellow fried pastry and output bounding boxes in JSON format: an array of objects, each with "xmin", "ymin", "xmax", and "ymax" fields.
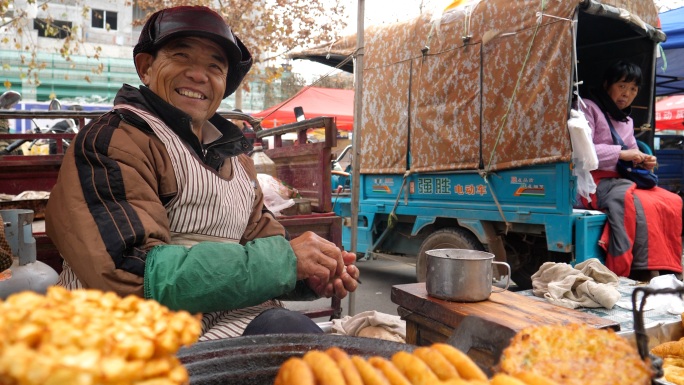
[
  {"xmin": 413, "ymin": 347, "xmax": 462, "ymax": 381},
  {"xmin": 327, "ymin": 347, "xmax": 365, "ymax": 385},
  {"xmin": 432, "ymin": 343, "xmax": 488, "ymax": 381},
  {"xmin": 512, "ymin": 372, "xmax": 562, "ymax": 385},
  {"xmin": 0, "ymin": 286, "xmax": 201, "ymax": 385},
  {"xmin": 392, "ymin": 350, "xmax": 441, "ymax": 384},
  {"xmin": 368, "ymin": 356, "xmax": 412, "ymax": 385},
  {"xmin": 656, "ymin": 356, "xmax": 684, "ymax": 385},
  {"xmin": 303, "ymin": 350, "xmax": 347, "ymax": 385},
  {"xmin": 273, "ymin": 357, "xmax": 315, "ymax": 385},
  {"xmin": 490, "ymin": 374, "xmax": 528, "ymax": 385},
  {"xmin": 652, "ymin": 340, "xmax": 684, "ymax": 358},
  {"xmin": 272, "ymin": 342, "xmax": 564, "ymax": 385},
  {"xmin": 352, "ymin": 355, "xmax": 391, "ymax": 385},
  {"xmin": 500, "ymin": 323, "xmax": 651, "ymax": 385},
  {"xmin": 663, "ymin": 362, "xmax": 684, "ymax": 385}
]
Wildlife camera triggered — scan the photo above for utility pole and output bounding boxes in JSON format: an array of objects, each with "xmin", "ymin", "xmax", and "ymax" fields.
[{"xmin": 349, "ymin": 0, "xmax": 364, "ymax": 316}]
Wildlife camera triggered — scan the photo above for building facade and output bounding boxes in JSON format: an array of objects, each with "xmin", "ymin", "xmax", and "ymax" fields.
[{"xmin": 0, "ymin": 0, "xmax": 280, "ymax": 112}]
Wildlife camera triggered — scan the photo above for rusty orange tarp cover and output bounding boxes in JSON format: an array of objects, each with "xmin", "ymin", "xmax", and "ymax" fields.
[{"xmin": 297, "ymin": 0, "xmax": 660, "ymax": 174}]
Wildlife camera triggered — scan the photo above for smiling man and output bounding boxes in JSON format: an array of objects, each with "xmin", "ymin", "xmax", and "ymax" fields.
[{"xmin": 45, "ymin": 6, "xmax": 359, "ymax": 340}]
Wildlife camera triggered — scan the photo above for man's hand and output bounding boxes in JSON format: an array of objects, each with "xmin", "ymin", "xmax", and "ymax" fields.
[
  {"xmin": 306, "ymin": 251, "xmax": 360, "ymax": 299},
  {"xmin": 290, "ymin": 231, "xmax": 345, "ymax": 284},
  {"xmin": 333, "ymin": 251, "xmax": 360, "ymax": 298},
  {"xmin": 290, "ymin": 231, "xmax": 360, "ymax": 299}
]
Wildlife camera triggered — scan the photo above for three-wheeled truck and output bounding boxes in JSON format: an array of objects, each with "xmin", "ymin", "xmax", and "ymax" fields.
[{"xmin": 293, "ymin": 0, "xmax": 666, "ymax": 288}]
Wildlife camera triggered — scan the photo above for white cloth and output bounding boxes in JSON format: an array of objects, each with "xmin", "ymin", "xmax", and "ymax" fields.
[
  {"xmin": 531, "ymin": 258, "xmax": 621, "ymax": 309},
  {"xmin": 331, "ymin": 310, "xmax": 406, "ymax": 343},
  {"xmin": 615, "ymin": 274, "xmax": 684, "ymax": 313},
  {"xmin": 11, "ymin": 191, "xmax": 50, "ymax": 200}
]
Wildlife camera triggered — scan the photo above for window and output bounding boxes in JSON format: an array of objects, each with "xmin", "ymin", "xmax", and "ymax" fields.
[
  {"xmin": 91, "ymin": 9, "xmax": 118, "ymax": 31},
  {"xmin": 34, "ymin": 19, "xmax": 72, "ymax": 39}
]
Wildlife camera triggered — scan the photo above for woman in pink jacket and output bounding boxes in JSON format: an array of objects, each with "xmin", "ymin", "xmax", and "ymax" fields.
[{"xmin": 580, "ymin": 60, "xmax": 683, "ymax": 281}]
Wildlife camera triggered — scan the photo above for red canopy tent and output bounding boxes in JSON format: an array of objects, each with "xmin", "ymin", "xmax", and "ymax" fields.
[
  {"xmin": 656, "ymin": 95, "xmax": 684, "ymax": 130},
  {"xmin": 252, "ymin": 87, "xmax": 354, "ymax": 131}
]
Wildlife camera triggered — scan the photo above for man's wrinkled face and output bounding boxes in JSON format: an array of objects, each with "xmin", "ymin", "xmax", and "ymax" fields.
[{"xmin": 135, "ymin": 37, "xmax": 228, "ymax": 130}]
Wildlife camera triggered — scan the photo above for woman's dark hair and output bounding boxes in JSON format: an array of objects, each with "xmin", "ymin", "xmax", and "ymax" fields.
[{"xmin": 603, "ymin": 60, "xmax": 642, "ymax": 88}]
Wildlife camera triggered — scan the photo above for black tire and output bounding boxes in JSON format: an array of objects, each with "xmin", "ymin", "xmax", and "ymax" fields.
[
  {"xmin": 510, "ymin": 261, "xmax": 539, "ymax": 291},
  {"xmin": 416, "ymin": 228, "xmax": 484, "ymax": 282}
]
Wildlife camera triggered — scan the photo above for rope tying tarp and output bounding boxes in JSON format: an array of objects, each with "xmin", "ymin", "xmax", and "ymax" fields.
[
  {"xmin": 387, "ymin": 170, "xmax": 412, "ymax": 229},
  {"xmin": 480, "ymin": 0, "xmax": 555, "ymax": 228}
]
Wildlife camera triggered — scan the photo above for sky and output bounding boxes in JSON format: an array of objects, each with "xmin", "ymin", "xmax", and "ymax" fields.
[
  {"xmin": 656, "ymin": 0, "xmax": 684, "ymax": 11},
  {"xmin": 340, "ymin": 0, "xmax": 446, "ymax": 33},
  {"xmin": 293, "ymin": 0, "xmax": 684, "ymax": 81},
  {"xmin": 291, "ymin": 0, "xmax": 448, "ymax": 81}
]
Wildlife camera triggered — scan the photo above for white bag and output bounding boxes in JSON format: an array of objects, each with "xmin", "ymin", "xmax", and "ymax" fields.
[{"xmin": 567, "ymin": 109, "xmax": 598, "ymax": 201}]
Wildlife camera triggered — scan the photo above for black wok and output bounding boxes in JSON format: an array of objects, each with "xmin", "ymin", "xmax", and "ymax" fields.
[{"xmin": 177, "ymin": 334, "xmax": 416, "ymax": 385}]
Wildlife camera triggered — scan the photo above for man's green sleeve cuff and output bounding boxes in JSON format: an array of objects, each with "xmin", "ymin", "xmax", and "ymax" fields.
[{"xmin": 144, "ymin": 236, "xmax": 297, "ymax": 313}]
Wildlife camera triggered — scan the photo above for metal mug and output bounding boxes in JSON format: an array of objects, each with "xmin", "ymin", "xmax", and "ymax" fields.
[{"xmin": 425, "ymin": 249, "xmax": 511, "ymax": 302}]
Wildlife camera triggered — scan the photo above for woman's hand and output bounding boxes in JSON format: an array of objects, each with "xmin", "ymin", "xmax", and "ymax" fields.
[
  {"xmin": 619, "ymin": 148, "xmax": 645, "ymax": 164},
  {"xmin": 619, "ymin": 149, "xmax": 657, "ymax": 170},
  {"xmin": 640, "ymin": 155, "xmax": 657, "ymax": 171}
]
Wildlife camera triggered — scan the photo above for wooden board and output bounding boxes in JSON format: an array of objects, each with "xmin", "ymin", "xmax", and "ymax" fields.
[
  {"xmin": 0, "ymin": 156, "xmax": 63, "ymax": 195},
  {"xmin": 392, "ymin": 283, "xmax": 620, "ymax": 334}
]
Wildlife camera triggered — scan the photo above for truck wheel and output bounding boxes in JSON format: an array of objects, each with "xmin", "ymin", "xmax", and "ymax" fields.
[{"xmin": 416, "ymin": 228, "xmax": 484, "ymax": 282}]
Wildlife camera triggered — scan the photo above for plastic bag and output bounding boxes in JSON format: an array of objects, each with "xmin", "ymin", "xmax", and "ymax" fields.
[
  {"xmin": 568, "ymin": 109, "xmax": 598, "ymax": 201},
  {"xmin": 256, "ymin": 174, "xmax": 298, "ymax": 199},
  {"xmin": 256, "ymin": 174, "xmax": 295, "ymax": 216}
]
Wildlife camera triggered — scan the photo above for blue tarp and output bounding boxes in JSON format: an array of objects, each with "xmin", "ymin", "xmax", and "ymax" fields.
[{"xmin": 656, "ymin": 7, "xmax": 684, "ymax": 96}]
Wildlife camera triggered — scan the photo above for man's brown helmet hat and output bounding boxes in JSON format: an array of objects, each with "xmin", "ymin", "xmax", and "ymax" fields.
[{"xmin": 133, "ymin": 6, "xmax": 252, "ymax": 98}]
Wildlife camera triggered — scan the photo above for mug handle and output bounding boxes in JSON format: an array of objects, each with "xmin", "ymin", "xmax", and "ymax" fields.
[{"xmin": 491, "ymin": 261, "xmax": 511, "ymax": 293}]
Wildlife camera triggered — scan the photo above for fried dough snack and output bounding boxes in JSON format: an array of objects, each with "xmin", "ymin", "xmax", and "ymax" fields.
[
  {"xmin": 661, "ymin": 357, "xmax": 684, "ymax": 385},
  {"xmin": 639, "ymin": 312, "xmax": 684, "ymax": 384},
  {"xmin": 652, "ymin": 339, "xmax": 684, "ymax": 358},
  {"xmin": 0, "ymin": 286, "xmax": 202, "ymax": 385},
  {"xmin": 651, "ymin": 336, "xmax": 684, "ymax": 385},
  {"xmin": 273, "ymin": 343, "xmax": 554, "ymax": 385},
  {"xmin": 500, "ymin": 323, "xmax": 652, "ymax": 385}
]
